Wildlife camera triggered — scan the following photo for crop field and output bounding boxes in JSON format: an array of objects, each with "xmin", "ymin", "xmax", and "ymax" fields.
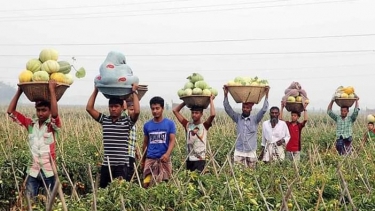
[{"xmin": 0, "ymin": 105, "xmax": 374, "ymax": 211}]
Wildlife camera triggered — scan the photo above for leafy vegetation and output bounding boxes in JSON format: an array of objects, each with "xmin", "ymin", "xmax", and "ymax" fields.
[{"xmin": 0, "ymin": 106, "xmax": 374, "ymax": 211}]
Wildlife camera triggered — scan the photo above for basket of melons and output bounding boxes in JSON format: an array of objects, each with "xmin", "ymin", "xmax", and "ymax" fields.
[
  {"xmin": 177, "ymin": 73, "xmax": 218, "ymax": 109},
  {"xmin": 333, "ymin": 86, "xmax": 358, "ymax": 107},
  {"xmin": 225, "ymin": 76, "xmax": 269, "ymax": 104},
  {"xmin": 17, "ymin": 48, "xmax": 85, "ymax": 102}
]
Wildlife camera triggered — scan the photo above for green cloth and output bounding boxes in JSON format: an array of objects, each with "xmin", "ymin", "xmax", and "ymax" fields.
[{"xmin": 327, "ymin": 108, "xmax": 360, "ymax": 139}]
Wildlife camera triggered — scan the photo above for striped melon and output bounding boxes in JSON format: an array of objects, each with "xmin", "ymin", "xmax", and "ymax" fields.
[{"xmin": 57, "ymin": 61, "xmax": 72, "ymax": 74}]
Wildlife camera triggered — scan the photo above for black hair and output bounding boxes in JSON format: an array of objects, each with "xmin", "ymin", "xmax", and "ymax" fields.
[
  {"xmin": 368, "ymin": 122, "xmax": 374, "ymax": 125},
  {"xmin": 270, "ymin": 106, "xmax": 280, "ymax": 112},
  {"xmin": 190, "ymin": 106, "xmax": 204, "ymax": 112},
  {"xmin": 291, "ymin": 111, "xmax": 301, "ymax": 117},
  {"xmin": 150, "ymin": 96, "xmax": 164, "ymax": 108},
  {"xmin": 341, "ymin": 106, "xmax": 349, "ymax": 111},
  {"xmin": 35, "ymin": 101, "xmax": 51, "ymax": 109},
  {"xmin": 125, "ymin": 99, "xmax": 134, "ymax": 107},
  {"xmin": 108, "ymin": 98, "xmax": 124, "ymax": 106}
]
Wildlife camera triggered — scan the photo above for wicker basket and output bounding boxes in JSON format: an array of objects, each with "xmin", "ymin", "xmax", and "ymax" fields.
[
  {"xmin": 18, "ymin": 82, "xmax": 70, "ymax": 102},
  {"xmin": 126, "ymin": 86, "xmax": 148, "ymax": 101},
  {"xmin": 285, "ymin": 102, "xmax": 304, "ymax": 112},
  {"xmin": 180, "ymin": 95, "xmax": 211, "ymax": 109},
  {"xmin": 99, "ymin": 84, "xmax": 148, "ymax": 100},
  {"xmin": 226, "ymin": 85, "xmax": 269, "ymax": 104},
  {"xmin": 335, "ymin": 98, "xmax": 357, "ymax": 107}
]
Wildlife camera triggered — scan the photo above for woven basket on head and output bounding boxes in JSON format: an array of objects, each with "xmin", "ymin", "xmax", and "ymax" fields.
[
  {"xmin": 226, "ymin": 85, "xmax": 269, "ymax": 104},
  {"xmin": 18, "ymin": 82, "xmax": 69, "ymax": 102},
  {"xmin": 285, "ymin": 102, "xmax": 304, "ymax": 112},
  {"xmin": 126, "ymin": 86, "xmax": 148, "ymax": 101},
  {"xmin": 180, "ymin": 95, "xmax": 210, "ymax": 109},
  {"xmin": 98, "ymin": 84, "xmax": 148, "ymax": 100},
  {"xmin": 335, "ymin": 98, "xmax": 357, "ymax": 108}
]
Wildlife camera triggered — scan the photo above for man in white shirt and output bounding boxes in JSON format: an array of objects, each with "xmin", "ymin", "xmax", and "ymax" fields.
[{"xmin": 259, "ymin": 106, "xmax": 291, "ymax": 162}]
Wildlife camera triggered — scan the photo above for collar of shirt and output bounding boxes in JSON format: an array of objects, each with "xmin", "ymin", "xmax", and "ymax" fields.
[
  {"xmin": 241, "ymin": 115, "xmax": 250, "ymax": 120},
  {"xmin": 32, "ymin": 117, "xmax": 51, "ymax": 125}
]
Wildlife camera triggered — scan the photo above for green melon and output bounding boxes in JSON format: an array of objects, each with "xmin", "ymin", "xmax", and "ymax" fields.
[
  {"xmin": 57, "ymin": 61, "xmax": 72, "ymax": 74},
  {"xmin": 26, "ymin": 58, "xmax": 42, "ymax": 73}
]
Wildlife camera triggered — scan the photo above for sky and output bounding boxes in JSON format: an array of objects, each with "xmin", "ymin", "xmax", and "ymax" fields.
[{"xmin": 0, "ymin": 0, "xmax": 374, "ymax": 110}]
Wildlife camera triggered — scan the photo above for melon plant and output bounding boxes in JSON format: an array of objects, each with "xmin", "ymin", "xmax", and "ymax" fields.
[
  {"xmin": 39, "ymin": 48, "xmax": 59, "ymax": 62},
  {"xmin": 41, "ymin": 60, "xmax": 60, "ymax": 74},
  {"xmin": 26, "ymin": 59, "xmax": 42, "ymax": 73}
]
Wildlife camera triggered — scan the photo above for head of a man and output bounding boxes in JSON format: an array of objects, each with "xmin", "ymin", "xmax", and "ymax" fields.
[
  {"xmin": 290, "ymin": 111, "xmax": 301, "ymax": 122},
  {"xmin": 269, "ymin": 106, "xmax": 280, "ymax": 126},
  {"xmin": 368, "ymin": 122, "xmax": 374, "ymax": 131},
  {"xmin": 242, "ymin": 102, "xmax": 254, "ymax": 117},
  {"xmin": 108, "ymin": 98, "xmax": 124, "ymax": 118},
  {"xmin": 340, "ymin": 106, "xmax": 349, "ymax": 118},
  {"xmin": 126, "ymin": 100, "xmax": 134, "ymax": 116},
  {"xmin": 190, "ymin": 106, "xmax": 204, "ymax": 123},
  {"xmin": 149, "ymin": 96, "xmax": 164, "ymax": 119},
  {"xmin": 35, "ymin": 101, "xmax": 51, "ymax": 123}
]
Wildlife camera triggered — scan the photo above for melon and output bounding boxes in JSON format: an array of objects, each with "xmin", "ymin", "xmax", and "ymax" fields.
[
  {"xmin": 19, "ymin": 70, "xmax": 33, "ymax": 83},
  {"xmin": 41, "ymin": 60, "xmax": 60, "ymax": 74},
  {"xmin": 32, "ymin": 71, "xmax": 49, "ymax": 81},
  {"xmin": 367, "ymin": 115, "xmax": 375, "ymax": 123},
  {"xmin": 57, "ymin": 61, "xmax": 71, "ymax": 74},
  {"xmin": 64, "ymin": 74, "xmax": 74, "ymax": 85},
  {"xmin": 26, "ymin": 59, "xmax": 42, "ymax": 73},
  {"xmin": 287, "ymin": 96, "xmax": 296, "ymax": 102},
  {"xmin": 50, "ymin": 72, "xmax": 66, "ymax": 83},
  {"xmin": 39, "ymin": 49, "xmax": 59, "ymax": 62}
]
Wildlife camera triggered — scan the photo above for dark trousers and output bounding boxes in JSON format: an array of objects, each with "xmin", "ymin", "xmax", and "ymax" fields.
[
  {"xmin": 186, "ymin": 160, "xmax": 206, "ymax": 172},
  {"xmin": 26, "ymin": 171, "xmax": 55, "ymax": 198},
  {"xmin": 126, "ymin": 157, "xmax": 136, "ymax": 182},
  {"xmin": 100, "ymin": 165, "xmax": 128, "ymax": 188},
  {"xmin": 336, "ymin": 136, "xmax": 352, "ymax": 155}
]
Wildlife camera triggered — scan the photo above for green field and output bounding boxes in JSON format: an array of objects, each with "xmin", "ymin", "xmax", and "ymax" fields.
[{"xmin": 0, "ymin": 106, "xmax": 374, "ymax": 211}]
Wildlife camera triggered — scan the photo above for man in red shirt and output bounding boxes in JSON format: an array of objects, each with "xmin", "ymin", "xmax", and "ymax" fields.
[{"xmin": 280, "ymin": 103, "xmax": 308, "ymax": 162}]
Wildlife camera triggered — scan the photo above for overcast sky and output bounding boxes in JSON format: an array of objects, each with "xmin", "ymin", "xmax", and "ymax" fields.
[{"xmin": 0, "ymin": 0, "xmax": 374, "ymax": 110}]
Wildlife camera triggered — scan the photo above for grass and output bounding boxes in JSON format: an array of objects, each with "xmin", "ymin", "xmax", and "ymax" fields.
[{"xmin": 0, "ymin": 105, "xmax": 374, "ymax": 211}]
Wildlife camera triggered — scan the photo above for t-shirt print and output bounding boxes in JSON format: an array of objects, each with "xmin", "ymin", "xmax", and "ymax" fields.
[{"xmin": 149, "ymin": 131, "xmax": 167, "ymax": 144}]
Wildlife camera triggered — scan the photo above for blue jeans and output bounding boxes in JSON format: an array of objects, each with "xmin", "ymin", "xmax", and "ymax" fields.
[
  {"xmin": 336, "ymin": 136, "xmax": 352, "ymax": 155},
  {"xmin": 26, "ymin": 171, "xmax": 55, "ymax": 198}
]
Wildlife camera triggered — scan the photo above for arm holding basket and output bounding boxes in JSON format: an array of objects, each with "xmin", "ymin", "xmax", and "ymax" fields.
[
  {"xmin": 7, "ymin": 87, "xmax": 23, "ymax": 115},
  {"xmin": 223, "ymin": 85, "xmax": 239, "ymax": 122},
  {"xmin": 172, "ymin": 102, "xmax": 188, "ymax": 126},
  {"xmin": 205, "ymin": 95, "xmax": 216, "ymax": 127},
  {"xmin": 129, "ymin": 83, "xmax": 140, "ymax": 123},
  {"xmin": 86, "ymin": 87, "xmax": 100, "ymax": 121},
  {"xmin": 255, "ymin": 87, "xmax": 269, "ymax": 124},
  {"xmin": 49, "ymin": 80, "xmax": 58, "ymax": 118}
]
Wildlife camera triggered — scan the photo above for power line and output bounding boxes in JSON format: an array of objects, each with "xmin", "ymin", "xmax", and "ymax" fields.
[
  {"xmin": 1, "ymin": 63, "xmax": 374, "ymax": 72},
  {"xmin": 0, "ymin": 0, "xmax": 357, "ymax": 22},
  {"xmin": 0, "ymin": 50, "xmax": 373, "ymax": 58},
  {"xmin": 1, "ymin": 72, "xmax": 374, "ymax": 82},
  {"xmin": 0, "ymin": 0, "xmax": 195, "ymax": 12},
  {"xmin": 0, "ymin": 0, "xmax": 291, "ymax": 14},
  {"xmin": 0, "ymin": 33, "xmax": 374, "ymax": 46}
]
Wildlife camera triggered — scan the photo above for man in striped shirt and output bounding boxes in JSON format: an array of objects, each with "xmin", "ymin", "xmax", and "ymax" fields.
[{"xmin": 86, "ymin": 85, "xmax": 140, "ymax": 188}]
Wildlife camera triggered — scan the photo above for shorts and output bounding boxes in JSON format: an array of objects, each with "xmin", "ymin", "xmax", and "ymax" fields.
[{"xmin": 186, "ymin": 160, "xmax": 206, "ymax": 172}]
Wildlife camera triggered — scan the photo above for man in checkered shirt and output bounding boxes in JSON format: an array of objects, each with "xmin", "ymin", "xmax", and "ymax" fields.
[{"xmin": 327, "ymin": 97, "xmax": 360, "ymax": 155}]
